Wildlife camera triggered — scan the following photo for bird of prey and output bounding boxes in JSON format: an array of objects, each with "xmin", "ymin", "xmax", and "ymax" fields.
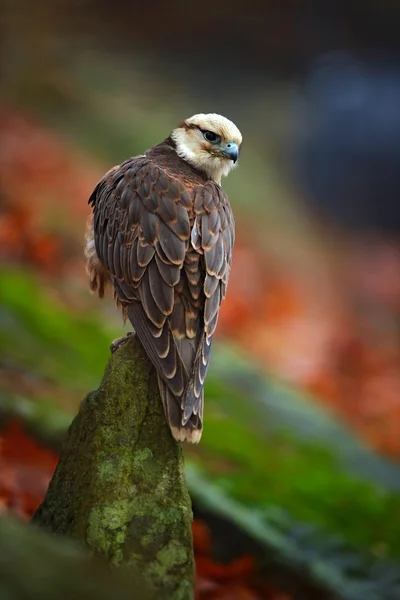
[{"xmin": 85, "ymin": 113, "xmax": 242, "ymax": 442}]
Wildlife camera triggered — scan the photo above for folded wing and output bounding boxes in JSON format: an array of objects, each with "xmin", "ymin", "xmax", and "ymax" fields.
[{"xmin": 89, "ymin": 158, "xmax": 235, "ymax": 441}]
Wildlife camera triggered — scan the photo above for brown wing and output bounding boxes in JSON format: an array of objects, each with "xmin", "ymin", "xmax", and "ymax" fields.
[
  {"xmin": 181, "ymin": 183, "xmax": 235, "ymax": 426},
  {"xmin": 89, "ymin": 157, "xmax": 194, "ymax": 401}
]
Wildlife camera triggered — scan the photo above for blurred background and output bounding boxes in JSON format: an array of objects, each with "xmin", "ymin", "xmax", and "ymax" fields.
[{"xmin": 1, "ymin": 1, "xmax": 400, "ymax": 598}]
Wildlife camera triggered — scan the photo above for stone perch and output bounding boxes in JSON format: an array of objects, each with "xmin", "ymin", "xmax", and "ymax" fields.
[{"xmin": 32, "ymin": 334, "xmax": 194, "ymax": 600}]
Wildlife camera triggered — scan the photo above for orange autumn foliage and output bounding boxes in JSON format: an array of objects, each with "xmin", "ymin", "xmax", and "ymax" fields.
[
  {"xmin": 219, "ymin": 240, "xmax": 400, "ymax": 457},
  {"xmin": 0, "ymin": 106, "xmax": 99, "ymax": 221},
  {"xmin": 0, "ymin": 205, "xmax": 61, "ymax": 273},
  {"xmin": 0, "ymin": 104, "xmax": 101, "ymax": 274},
  {"xmin": 0, "ymin": 420, "xmax": 58, "ymax": 519}
]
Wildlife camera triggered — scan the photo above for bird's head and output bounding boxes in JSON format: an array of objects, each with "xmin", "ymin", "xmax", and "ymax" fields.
[{"xmin": 171, "ymin": 113, "xmax": 242, "ymax": 184}]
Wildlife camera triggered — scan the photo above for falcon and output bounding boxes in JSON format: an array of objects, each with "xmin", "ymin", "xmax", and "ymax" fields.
[{"xmin": 85, "ymin": 113, "xmax": 242, "ymax": 442}]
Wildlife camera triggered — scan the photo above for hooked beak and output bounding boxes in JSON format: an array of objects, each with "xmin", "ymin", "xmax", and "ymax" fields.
[{"xmin": 221, "ymin": 142, "xmax": 239, "ymax": 163}]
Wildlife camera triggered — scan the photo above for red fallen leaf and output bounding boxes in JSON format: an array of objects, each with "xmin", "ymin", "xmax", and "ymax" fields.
[
  {"xmin": 192, "ymin": 519, "xmax": 213, "ymax": 556},
  {"xmin": 196, "ymin": 555, "xmax": 256, "ymax": 582},
  {"xmin": 0, "ymin": 420, "xmax": 58, "ymax": 519},
  {"xmin": 0, "ymin": 204, "xmax": 62, "ymax": 273},
  {"xmin": 29, "ymin": 234, "xmax": 61, "ymax": 273},
  {"xmin": 1, "ymin": 420, "xmax": 57, "ymax": 468}
]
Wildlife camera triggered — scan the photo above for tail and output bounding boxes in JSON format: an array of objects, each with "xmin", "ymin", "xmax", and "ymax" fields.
[
  {"xmin": 157, "ymin": 375, "xmax": 203, "ymax": 443},
  {"xmin": 125, "ymin": 302, "xmax": 208, "ymax": 443}
]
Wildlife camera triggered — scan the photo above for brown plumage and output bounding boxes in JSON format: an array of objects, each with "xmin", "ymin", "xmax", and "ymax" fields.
[{"xmin": 85, "ymin": 113, "xmax": 241, "ymax": 442}]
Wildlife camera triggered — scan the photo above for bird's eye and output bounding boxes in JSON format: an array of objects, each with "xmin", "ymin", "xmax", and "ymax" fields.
[{"xmin": 203, "ymin": 131, "xmax": 221, "ymax": 144}]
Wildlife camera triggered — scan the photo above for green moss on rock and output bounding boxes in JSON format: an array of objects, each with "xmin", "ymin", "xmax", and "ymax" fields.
[{"xmin": 32, "ymin": 335, "xmax": 194, "ymax": 600}]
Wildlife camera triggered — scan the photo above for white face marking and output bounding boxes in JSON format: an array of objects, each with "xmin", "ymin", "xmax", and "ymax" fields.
[{"xmin": 170, "ymin": 113, "xmax": 242, "ymax": 184}]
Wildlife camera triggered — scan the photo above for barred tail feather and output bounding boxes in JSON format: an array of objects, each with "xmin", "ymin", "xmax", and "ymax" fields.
[{"xmin": 157, "ymin": 375, "xmax": 203, "ymax": 443}]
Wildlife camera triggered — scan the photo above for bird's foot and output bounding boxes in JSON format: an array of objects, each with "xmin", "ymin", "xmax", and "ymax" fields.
[{"xmin": 110, "ymin": 331, "xmax": 135, "ymax": 353}]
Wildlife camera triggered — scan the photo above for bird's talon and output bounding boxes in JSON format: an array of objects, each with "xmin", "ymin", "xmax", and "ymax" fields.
[{"xmin": 110, "ymin": 332, "xmax": 134, "ymax": 353}]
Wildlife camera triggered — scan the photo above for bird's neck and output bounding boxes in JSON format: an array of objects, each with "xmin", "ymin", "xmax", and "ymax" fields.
[{"xmin": 147, "ymin": 137, "xmax": 208, "ymax": 182}]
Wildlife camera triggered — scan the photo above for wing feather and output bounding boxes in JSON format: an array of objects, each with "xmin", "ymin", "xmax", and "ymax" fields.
[
  {"xmin": 204, "ymin": 273, "xmax": 219, "ymax": 298},
  {"xmin": 137, "ymin": 239, "xmax": 155, "ymax": 267},
  {"xmin": 157, "ymin": 193, "xmax": 178, "ymax": 223},
  {"xmin": 140, "ymin": 210, "xmax": 159, "ymax": 244},
  {"xmin": 169, "ymin": 297, "xmax": 186, "ymax": 338},
  {"xmin": 190, "ymin": 217, "xmax": 201, "ymax": 251},
  {"xmin": 168, "ymin": 204, "xmax": 191, "ymax": 240},
  {"xmin": 148, "ymin": 260, "xmax": 174, "ymax": 316},
  {"xmin": 155, "ymin": 253, "xmax": 181, "ymax": 286},
  {"xmin": 138, "ymin": 269, "xmax": 165, "ymax": 328},
  {"xmin": 204, "ymin": 234, "xmax": 225, "ymax": 276},
  {"xmin": 130, "ymin": 238, "xmax": 146, "ymax": 282},
  {"xmin": 113, "ymin": 231, "xmax": 124, "ymax": 280},
  {"xmin": 208, "ymin": 209, "xmax": 221, "ymax": 235},
  {"xmin": 182, "ymin": 181, "xmax": 235, "ymax": 420},
  {"xmin": 128, "ymin": 194, "xmax": 143, "ymax": 227},
  {"xmin": 201, "ymin": 214, "xmax": 218, "ymax": 250},
  {"xmin": 158, "ymin": 220, "xmax": 186, "ymax": 264},
  {"xmin": 204, "ymin": 286, "xmax": 221, "ymax": 327}
]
